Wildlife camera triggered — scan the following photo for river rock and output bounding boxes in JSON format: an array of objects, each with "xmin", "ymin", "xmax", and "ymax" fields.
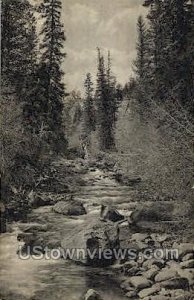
[
  {"xmin": 174, "ymin": 243, "xmax": 194, "ymax": 259},
  {"xmin": 144, "ymin": 265, "xmax": 159, "ymax": 280},
  {"xmin": 180, "ymin": 259, "xmax": 194, "ymax": 269},
  {"xmin": 100, "ymin": 205, "xmax": 124, "ymax": 222},
  {"xmin": 159, "ymin": 277, "xmax": 189, "ymax": 290},
  {"xmin": 18, "ymin": 223, "xmax": 48, "ymax": 233},
  {"xmin": 127, "ymin": 275, "xmax": 151, "ymax": 290},
  {"xmin": 155, "ymin": 268, "xmax": 178, "ymax": 282},
  {"xmin": 138, "ymin": 284, "xmax": 161, "ymax": 298},
  {"xmin": 125, "ymin": 290, "xmax": 137, "ymax": 298},
  {"xmin": 142, "ymin": 258, "xmax": 165, "ymax": 270},
  {"xmin": 176, "ymin": 268, "xmax": 194, "ymax": 286},
  {"xmin": 84, "ymin": 289, "xmax": 103, "ymax": 300},
  {"xmin": 53, "ymin": 201, "xmax": 86, "ymax": 216},
  {"xmin": 182, "ymin": 253, "xmax": 194, "ymax": 261},
  {"xmin": 167, "ymin": 289, "xmax": 191, "ymax": 300}
]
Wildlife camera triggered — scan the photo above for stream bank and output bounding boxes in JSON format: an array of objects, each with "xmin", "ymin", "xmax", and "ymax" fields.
[{"xmin": 0, "ymin": 157, "xmax": 193, "ymax": 300}]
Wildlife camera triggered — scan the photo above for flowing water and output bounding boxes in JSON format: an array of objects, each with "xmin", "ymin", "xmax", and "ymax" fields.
[{"xmin": 0, "ymin": 169, "xmax": 135, "ymax": 300}]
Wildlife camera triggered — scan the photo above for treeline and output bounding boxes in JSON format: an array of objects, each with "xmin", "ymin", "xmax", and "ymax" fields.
[
  {"xmin": 130, "ymin": 0, "xmax": 193, "ymax": 123},
  {"xmin": 82, "ymin": 49, "xmax": 122, "ymax": 152},
  {"xmin": 1, "ymin": 0, "xmax": 66, "ymax": 199},
  {"xmin": 120, "ymin": 0, "xmax": 194, "ymax": 209}
]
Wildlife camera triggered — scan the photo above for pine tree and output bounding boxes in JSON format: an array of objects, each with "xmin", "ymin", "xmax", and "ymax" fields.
[
  {"xmin": 1, "ymin": 0, "xmax": 37, "ymax": 91},
  {"xmin": 39, "ymin": 0, "xmax": 66, "ymax": 149},
  {"xmin": 83, "ymin": 73, "xmax": 95, "ymax": 136},
  {"xmin": 95, "ymin": 49, "xmax": 117, "ymax": 151},
  {"xmin": 133, "ymin": 16, "xmax": 148, "ymax": 80}
]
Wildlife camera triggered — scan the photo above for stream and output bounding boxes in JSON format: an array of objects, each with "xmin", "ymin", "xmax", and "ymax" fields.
[{"xmin": 0, "ymin": 168, "xmax": 135, "ymax": 300}]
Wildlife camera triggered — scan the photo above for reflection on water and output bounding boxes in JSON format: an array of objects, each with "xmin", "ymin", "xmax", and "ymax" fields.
[{"xmin": 0, "ymin": 230, "xmax": 127, "ymax": 300}]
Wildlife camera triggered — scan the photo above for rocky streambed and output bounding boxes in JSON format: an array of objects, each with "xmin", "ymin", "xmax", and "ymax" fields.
[{"xmin": 0, "ymin": 158, "xmax": 194, "ymax": 300}]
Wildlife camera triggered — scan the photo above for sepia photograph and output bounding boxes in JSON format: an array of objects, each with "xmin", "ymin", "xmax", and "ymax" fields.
[{"xmin": 1, "ymin": 0, "xmax": 194, "ymax": 299}]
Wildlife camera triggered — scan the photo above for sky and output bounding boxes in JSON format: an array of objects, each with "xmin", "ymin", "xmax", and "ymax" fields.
[{"xmin": 33, "ymin": 0, "xmax": 147, "ymax": 94}]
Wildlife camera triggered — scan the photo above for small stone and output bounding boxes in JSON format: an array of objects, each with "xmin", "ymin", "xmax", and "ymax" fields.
[
  {"xmin": 144, "ymin": 265, "xmax": 159, "ymax": 280},
  {"xmin": 169, "ymin": 289, "xmax": 191, "ymax": 300},
  {"xmin": 138, "ymin": 284, "xmax": 161, "ymax": 298},
  {"xmin": 175, "ymin": 243, "xmax": 194, "ymax": 260},
  {"xmin": 143, "ymin": 259, "xmax": 165, "ymax": 270},
  {"xmin": 182, "ymin": 253, "xmax": 194, "ymax": 261},
  {"xmin": 127, "ymin": 276, "xmax": 151, "ymax": 290},
  {"xmin": 84, "ymin": 289, "xmax": 103, "ymax": 300},
  {"xmin": 176, "ymin": 268, "xmax": 194, "ymax": 286},
  {"xmin": 125, "ymin": 290, "xmax": 137, "ymax": 298},
  {"xmin": 155, "ymin": 268, "xmax": 178, "ymax": 282},
  {"xmin": 180, "ymin": 259, "xmax": 194, "ymax": 269},
  {"xmin": 160, "ymin": 277, "xmax": 189, "ymax": 290}
]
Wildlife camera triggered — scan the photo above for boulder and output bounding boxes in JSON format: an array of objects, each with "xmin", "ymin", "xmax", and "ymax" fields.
[
  {"xmin": 144, "ymin": 265, "xmax": 159, "ymax": 281},
  {"xmin": 176, "ymin": 268, "xmax": 194, "ymax": 286},
  {"xmin": 125, "ymin": 290, "xmax": 137, "ymax": 298},
  {"xmin": 84, "ymin": 289, "xmax": 103, "ymax": 300},
  {"xmin": 138, "ymin": 284, "xmax": 161, "ymax": 299},
  {"xmin": 155, "ymin": 268, "xmax": 178, "ymax": 282},
  {"xmin": 180, "ymin": 259, "xmax": 194, "ymax": 269},
  {"xmin": 53, "ymin": 201, "xmax": 86, "ymax": 216},
  {"xmin": 168, "ymin": 289, "xmax": 191, "ymax": 300},
  {"xmin": 126, "ymin": 276, "xmax": 151, "ymax": 290},
  {"xmin": 160, "ymin": 277, "xmax": 189, "ymax": 290},
  {"xmin": 100, "ymin": 205, "xmax": 124, "ymax": 222},
  {"xmin": 174, "ymin": 243, "xmax": 194, "ymax": 260},
  {"xmin": 182, "ymin": 253, "xmax": 194, "ymax": 261},
  {"xmin": 142, "ymin": 258, "xmax": 165, "ymax": 270}
]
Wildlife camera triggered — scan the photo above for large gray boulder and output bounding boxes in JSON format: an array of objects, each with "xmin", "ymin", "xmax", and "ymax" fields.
[{"xmin": 53, "ymin": 201, "xmax": 87, "ymax": 216}]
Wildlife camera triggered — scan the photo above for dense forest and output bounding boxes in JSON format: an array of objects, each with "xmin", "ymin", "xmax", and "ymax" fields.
[
  {"xmin": 0, "ymin": 1, "xmax": 194, "ymax": 300},
  {"xmin": 1, "ymin": 0, "xmax": 194, "ymax": 224}
]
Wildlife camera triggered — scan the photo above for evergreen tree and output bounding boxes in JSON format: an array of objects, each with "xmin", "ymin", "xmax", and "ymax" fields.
[
  {"xmin": 38, "ymin": 0, "xmax": 66, "ymax": 149},
  {"xmin": 83, "ymin": 73, "xmax": 95, "ymax": 136},
  {"xmin": 133, "ymin": 16, "xmax": 148, "ymax": 80},
  {"xmin": 95, "ymin": 49, "xmax": 117, "ymax": 151},
  {"xmin": 1, "ymin": 0, "xmax": 37, "ymax": 91}
]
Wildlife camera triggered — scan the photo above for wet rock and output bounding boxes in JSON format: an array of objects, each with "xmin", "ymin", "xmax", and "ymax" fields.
[
  {"xmin": 125, "ymin": 266, "xmax": 139, "ymax": 276},
  {"xmin": 138, "ymin": 284, "xmax": 161, "ymax": 298},
  {"xmin": 180, "ymin": 259, "xmax": 194, "ymax": 269},
  {"xmin": 182, "ymin": 253, "xmax": 194, "ymax": 261},
  {"xmin": 176, "ymin": 268, "xmax": 194, "ymax": 286},
  {"xmin": 159, "ymin": 277, "xmax": 189, "ymax": 290},
  {"xmin": 168, "ymin": 289, "xmax": 191, "ymax": 300},
  {"xmin": 126, "ymin": 275, "xmax": 151, "ymax": 290},
  {"xmin": 174, "ymin": 243, "xmax": 194, "ymax": 260},
  {"xmin": 125, "ymin": 290, "xmax": 137, "ymax": 298},
  {"xmin": 130, "ymin": 202, "xmax": 174, "ymax": 225},
  {"xmin": 144, "ymin": 265, "xmax": 159, "ymax": 281},
  {"xmin": 100, "ymin": 205, "xmax": 124, "ymax": 222},
  {"xmin": 18, "ymin": 223, "xmax": 48, "ymax": 233},
  {"xmin": 131, "ymin": 233, "xmax": 149, "ymax": 242},
  {"xmin": 83, "ymin": 289, "xmax": 103, "ymax": 300},
  {"xmin": 150, "ymin": 234, "xmax": 169, "ymax": 243},
  {"xmin": 142, "ymin": 258, "xmax": 165, "ymax": 270},
  {"xmin": 155, "ymin": 268, "xmax": 178, "ymax": 282},
  {"xmin": 53, "ymin": 201, "xmax": 86, "ymax": 216}
]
